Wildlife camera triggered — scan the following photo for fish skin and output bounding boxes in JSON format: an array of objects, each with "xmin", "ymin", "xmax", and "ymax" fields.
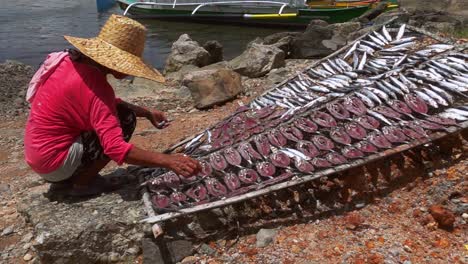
[
  {"xmin": 438, "ymin": 80, "xmax": 468, "ymax": 93},
  {"xmin": 382, "ymin": 25, "xmax": 392, "ymax": 42},
  {"xmin": 422, "ymin": 87, "xmax": 448, "ymax": 106},
  {"xmin": 439, "ymin": 112, "xmax": 468, "ymax": 121},
  {"xmin": 341, "ymin": 146, "xmax": 365, "ymax": 159},
  {"xmin": 326, "ymin": 102, "xmax": 350, "ymax": 120},
  {"xmin": 311, "ymin": 111, "xmax": 338, "ymax": 128},
  {"xmin": 404, "ymin": 93, "xmax": 430, "ymax": 114},
  {"xmin": 390, "ymin": 36, "xmax": 416, "ymax": 45},
  {"xmin": 382, "ymin": 80, "xmax": 405, "ymax": 96},
  {"xmin": 374, "ymin": 31, "xmax": 389, "ymax": 44},
  {"xmin": 312, "ymin": 135, "xmax": 335, "ymax": 151},
  {"xmin": 353, "ymin": 51, "xmax": 359, "ymax": 69},
  {"xmin": 393, "ymin": 55, "xmax": 408, "ymax": 69},
  {"xmin": 322, "ymin": 62, "xmax": 337, "ymax": 74},
  {"xmin": 345, "ymin": 122, "xmax": 367, "ymax": 140},
  {"xmin": 336, "ymin": 58, "xmax": 353, "ymax": 72},
  {"xmin": 430, "ymin": 60, "xmax": 459, "ymax": 75},
  {"xmin": 445, "ymin": 108, "xmax": 468, "ymax": 116},
  {"xmin": 330, "ymin": 127, "xmax": 352, "ymax": 145},
  {"xmin": 356, "ymin": 115, "xmax": 380, "ymax": 130},
  {"xmin": 389, "ymin": 76, "xmax": 410, "ymax": 93},
  {"xmin": 354, "ymin": 92, "xmax": 376, "ymax": 108},
  {"xmin": 256, "ymin": 162, "xmax": 276, "ymax": 178},
  {"xmin": 367, "ymin": 110, "xmax": 393, "ymax": 126},
  {"xmin": 362, "ymin": 89, "xmax": 383, "ymax": 105},
  {"xmin": 427, "ymin": 84, "xmax": 454, "ymax": 104},
  {"xmin": 358, "ymin": 52, "xmax": 367, "ymax": 70},
  {"xmin": 326, "ymin": 152, "xmax": 348, "ymax": 165},
  {"xmin": 368, "ymin": 87, "xmax": 390, "ymax": 101},
  {"xmin": 280, "ymin": 148, "xmax": 310, "ymax": 161},
  {"xmin": 343, "ymin": 97, "xmax": 368, "ymax": 116},
  {"xmin": 270, "ymin": 151, "xmax": 291, "ymax": 168},
  {"xmin": 396, "ymin": 24, "xmax": 406, "ymax": 40},
  {"xmin": 344, "ymin": 41, "xmax": 360, "ymax": 59},
  {"xmin": 369, "ymin": 34, "xmax": 385, "ymax": 46}
]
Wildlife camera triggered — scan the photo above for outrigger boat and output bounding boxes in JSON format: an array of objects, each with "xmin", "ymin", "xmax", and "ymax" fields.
[
  {"xmin": 307, "ymin": 0, "xmax": 398, "ymax": 9},
  {"xmin": 117, "ymin": 0, "xmax": 374, "ymax": 27}
]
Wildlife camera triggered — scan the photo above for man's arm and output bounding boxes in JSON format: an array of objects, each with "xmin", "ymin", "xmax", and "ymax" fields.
[
  {"xmin": 125, "ymin": 146, "xmax": 201, "ymax": 177},
  {"xmin": 118, "ymin": 100, "xmax": 169, "ymax": 128}
]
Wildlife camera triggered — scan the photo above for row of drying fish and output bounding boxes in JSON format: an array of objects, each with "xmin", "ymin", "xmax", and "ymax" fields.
[{"xmin": 148, "ymin": 90, "xmax": 467, "ymax": 209}]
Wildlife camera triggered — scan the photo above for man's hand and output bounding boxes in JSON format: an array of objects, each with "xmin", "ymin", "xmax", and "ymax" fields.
[
  {"xmin": 146, "ymin": 109, "xmax": 170, "ymax": 129},
  {"xmin": 164, "ymin": 154, "xmax": 201, "ymax": 177}
]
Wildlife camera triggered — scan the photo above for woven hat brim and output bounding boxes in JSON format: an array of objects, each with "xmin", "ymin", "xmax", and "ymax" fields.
[{"xmin": 64, "ymin": 35, "xmax": 165, "ymax": 83}]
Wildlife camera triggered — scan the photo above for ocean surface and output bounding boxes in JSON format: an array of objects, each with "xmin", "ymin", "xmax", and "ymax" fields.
[{"xmin": 0, "ymin": 0, "xmax": 289, "ymax": 70}]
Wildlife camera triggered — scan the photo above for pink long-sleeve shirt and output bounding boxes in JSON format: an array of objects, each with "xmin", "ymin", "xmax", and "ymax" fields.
[{"xmin": 24, "ymin": 56, "xmax": 133, "ymax": 174}]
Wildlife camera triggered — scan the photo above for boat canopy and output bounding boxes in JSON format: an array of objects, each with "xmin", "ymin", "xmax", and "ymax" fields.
[{"xmin": 132, "ymin": 0, "xmax": 308, "ymax": 7}]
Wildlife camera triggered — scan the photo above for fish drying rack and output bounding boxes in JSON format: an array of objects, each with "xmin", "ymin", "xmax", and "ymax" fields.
[{"xmin": 134, "ymin": 20, "xmax": 468, "ymax": 231}]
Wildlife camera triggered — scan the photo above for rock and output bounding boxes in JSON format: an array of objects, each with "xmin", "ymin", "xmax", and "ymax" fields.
[
  {"xmin": 109, "ymin": 252, "xmax": 119, "ymax": 262},
  {"xmin": 262, "ymin": 32, "xmax": 302, "ymax": 57},
  {"xmin": 400, "ymin": 0, "xmax": 468, "ymax": 16},
  {"xmin": 198, "ymin": 243, "xmax": 216, "ymax": 256},
  {"xmin": 1, "ymin": 225, "xmax": 14, "ymax": 236},
  {"xmin": 0, "ymin": 60, "xmax": 34, "ymax": 118},
  {"xmin": 322, "ymin": 22, "xmax": 361, "ymax": 51},
  {"xmin": 422, "ymin": 22, "xmax": 456, "ymax": 34},
  {"xmin": 229, "ymin": 43, "xmax": 285, "ymax": 78},
  {"xmin": 372, "ymin": 10, "xmax": 411, "ymax": 25},
  {"xmin": 255, "ymin": 228, "xmax": 277, "ymax": 248},
  {"xmin": 462, "ymin": 213, "xmax": 468, "ymax": 219},
  {"xmin": 429, "ymin": 205, "xmax": 456, "ymax": 230},
  {"xmin": 290, "ymin": 21, "xmax": 333, "ymax": 59},
  {"xmin": 181, "ymin": 256, "xmax": 198, "ymax": 264},
  {"xmin": 353, "ymin": 2, "xmax": 388, "ymax": 24},
  {"xmin": 167, "ymin": 240, "xmax": 194, "ymax": 262},
  {"xmin": 203, "ymin": 40, "xmax": 223, "ymax": 64},
  {"xmin": 21, "ymin": 233, "xmax": 34, "ymax": 243},
  {"xmin": 164, "ymin": 34, "xmax": 211, "ymax": 74},
  {"xmin": 182, "ymin": 68, "xmax": 243, "ymax": 109},
  {"xmin": 267, "ymin": 67, "xmax": 290, "ymax": 84},
  {"xmin": 142, "ymin": 238, "xmax": 164, "ymax": 263},
  {"xmin": 165, "ymin": 64, "xmax": 200, "ymax": 83},
  {"xmin": 200, "ymin": 61, "xmax": 231, "ymax": 71},
  {"xmin": 23, "ymin": 253, "xmax": 33, "ymax": 261}
]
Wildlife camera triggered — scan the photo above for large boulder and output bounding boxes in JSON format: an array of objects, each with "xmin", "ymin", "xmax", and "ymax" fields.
[
  {"xmin": 229, "ymin": 43, "xmax": 285, "ymax": 78},
  {"xmin": 203, "ymin": 40, "xmax": 224, "ymax": 64},
  {"xmin": 291, "ymin": 20, "xmax": 360, "ymax": 59},
  {"xmin": 400, "ymin": 0, "xmax": 468, "ymax": 16},
  {"xmin": 164, "ymin": 34, "xmax": 211, "ymax": 74},
  {"xmin": 182, "ymin": 68, "xmax": 243, "ymax": 109}
]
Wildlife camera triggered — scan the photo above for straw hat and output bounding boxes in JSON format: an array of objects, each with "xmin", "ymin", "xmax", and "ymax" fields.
[{"xmin": 64, "ymin": 14, "xmax": 165, "ymax": 83}]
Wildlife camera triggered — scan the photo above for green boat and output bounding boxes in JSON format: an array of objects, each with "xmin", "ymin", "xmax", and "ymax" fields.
[{"xmin": 117, "ymin": 0, "xmax": 371, "ymax": 27}]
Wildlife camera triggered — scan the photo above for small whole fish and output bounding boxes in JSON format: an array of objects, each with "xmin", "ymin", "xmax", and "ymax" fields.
[
  {"xmin": 311, "ymin": 111, "xmax": 338, "ymax": 128},
  {"xmin": 326, "ymin": 152, "xmax": 348, "ymax": 165},
  {"xmin": 345, "ymin": 122, "xmax": 368, "ymax": 140},
  {"xmin": 205, "ymin": 178, "xmax": 228, "ymax": 198},
  {"xmin": 412, "ymin": 91, "xmax": 437, "ymax": 110},
  {"xmin": 341, "ymin": 146, "xmax": 365, "ymax": 159},
  {"xmin": 294, "ymin": 117, "xmax": 318, "ymax": 133},
  {"xmin": 296, "ymin": 140, "xmax": 320, "ymax": 158},
  {"xmin": 367, "ymin": 110, "xmax": 393, "ymax": 126},
  {"xmin": 422, "ymin": 87, "xmax": 448, "ymax": 106},
  {"xmin": 270, "ymin": 151, "xmax": 291, "ymax": 168},
  {"xmin": 404, "ymin": 94, "xmax": 429, "ymax": 115},
  {"xmin": 344, "ymin": 41, "xmax": 360, "ymax": 59},
  {"xmin": 312, "ymin": 135, "xmax": 335, "ymax": 151},
  {"xmin": 395, "ymin": 24, "xmax": 406, "ymax": 41},
  {"xmin": 256, "ymin": 162, "xmax": 276, "ymax": 178},
  {"xmin": 354, "ymin": 91, "xmax": 376, "ymax": 108},
  {"xmin": 327, "ymin": 102, "xmax": 351, "ymax": 120},
  {"xmin": 330, "ymin": 127, "xmax": 352, "ymax": 145}
]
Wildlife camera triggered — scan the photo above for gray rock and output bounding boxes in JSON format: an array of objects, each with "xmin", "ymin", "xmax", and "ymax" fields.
[
  {"xmin": 353, "ymin": 2, "xmax": 388, "ymax": 24},
  {"xmin": 290, "ymin": 22, "xmax": 334, "ymax": 59},
  {"xmin": 372, "ymin": 10, "xmax": 410, "ymax": 25},
  {"xmin": 198, "ymin": 243, "xmax": 216, "ymax": 256},
  {"xmin": 0, "ymin": 184, "xmax": 11, "ymax": 196},
  {"xmin": 255, "ymin": 228, "xmax": 277, "ymax": 248},
  {"xmin": 203, "ymin": 40, "xmax": 223, "ymax": 64},
  {"xmin": 229, "ymin": 43, "xmax": 285, "ymax": 78},
  {"xmin": 400, "ymin": 0, "xmax": 468, "ymax": 16},
  {"xmin": 323, "ymin": 22, "xmax": 361, "ymax": 51},
  {"xmin": 165, "ymin": 64, "xmax": 200, "ymax": 83},
  {"xmin": 267, "ymin": 67, "xmax": 290, "ymax": 84},
  {"xmin": 422, "ymin": 21, "xmax": 456, "ymax": 34},
  {"xmin": 1, "ymin": 225, "xmax": 14, "ymax": 236},
  {"xmin": 164, "ymin": 34, "xmax": 211, "ymax": 74},
  {"xmin": 167, "ymin": 240, "xmax": 194, "ymax": 262},
  {"xmin": 262, "ymin": 32, "xmax": 301, "ymax": 57},
  {"xmin": 182, "ymin": 68, "xmax": 243, "ymax": 109},
  {"xmin": 142, "ymin": 238, "xmax": 164, "ymax": 264}
]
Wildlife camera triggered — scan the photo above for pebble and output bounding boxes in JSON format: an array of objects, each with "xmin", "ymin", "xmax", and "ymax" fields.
[
  {"xmin": 23, "ymin": 253, "xmax": 33, "ymax": 261},
  {"xmin": 403, "ymin": 245, "xmax": 412, "ymax": 253},
  {"xmin": 462, "ymin": 213, "xmax": 468, "ymax": 219},
  {"xmin": 109, "ymin": 252, "xmax": 119, "ymax": 262},
  {"xmin": 1, "ymin": 225, "xmax": 14, "ymax": 236},
  {"xmin": 256, "ymin": 228, "xmax": 277, "ymax": 248},
  {"xmin": 181, "ymin": 256, "xmax": 198, "ymax": 264},
  {"xmin": 21, "ymin": 233, "xmax": 34, "ymax": 243},
  {"xmin": 23, "ymin": 243, "xmax": 31, "ymax": 250},
  {"xmin": 125, "ymin": 247, "xmax": 139, "ymax": 256}
]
